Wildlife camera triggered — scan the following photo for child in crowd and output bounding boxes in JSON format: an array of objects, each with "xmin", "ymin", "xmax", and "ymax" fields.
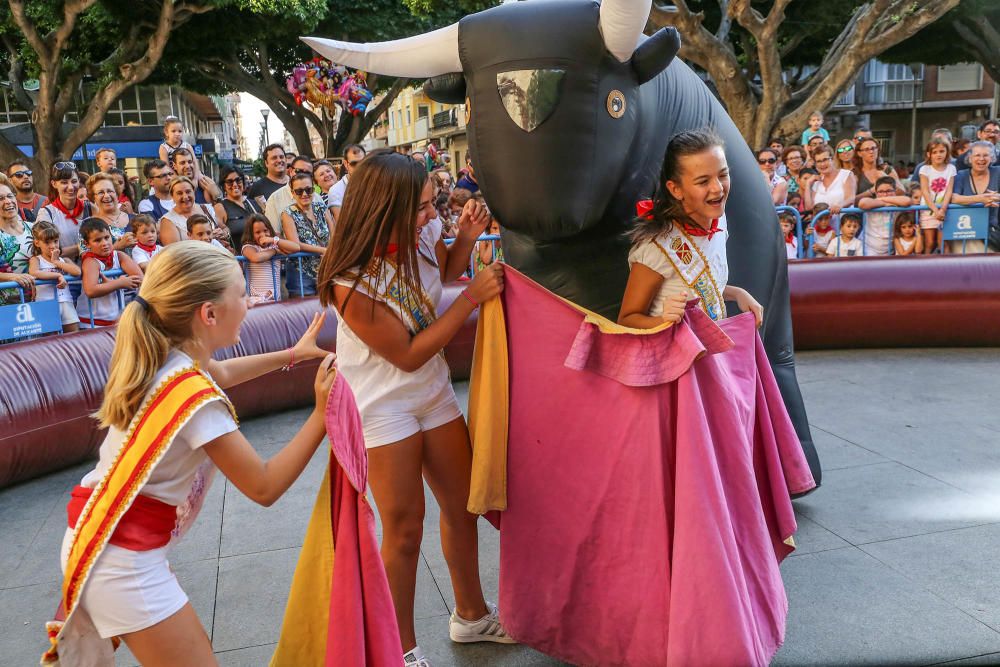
[
  {"xmin": 908, "ymin": 182, "xmax": 923, "ymax": 207},
  {"xmin": 188, "ymin": 214, "xmax": 230, "ymax": 252},
  {"xmin": 800, "ymin": 111, "xmax": 830, "ymax": 147},
  {"xmin": 76, "ymin": 218, "xmax": 143, "ymax": 328},
  {"xmin": 47, "ymin": 242, "xmax": 334, "ymax": 666},
  {"xmin": 786, "ymin": 191, "xmax": 803, "ymax": 213},
  {"xmin": 918, "ymin": 137, "xmax": 956, "ymax": 254},
  {"xmin": 158, "ymin": 115, "xmax": 203, "ymax": 183},
  {"xmin": 892, "ymin": 212, "xmax": 923, "ymax": 256},
  {"xmin": 240, "ymin": 213, "xmax": 299, "ymax": 303},
  {"xmin": 619, "ymin": 129, "xmax": 763, "ymax": 328},
  {"xmin": 778, "ymin": 211, "xmax": 798, "ymax": 260},
  {"xmin": 130, "ymin": 214, "xmax": 162, "ymax": 271},
  {"xmin": 805, "ymin": 203, "xmax": 834, "ymax": 256},
  {"xmin": 27, "ymin": 221, "xmax": 81, "ymax": 333},
  {"xmin": 826, "ymin": 212, "xmax": 863, "ymax": 257},
  {"xmin": 444, "ymin": 188, "xmax": 474, "ymax": 239},
  {"xmin": 474, "ymin": 218, "xmax": 504, "ymax": 274},
  {"xmin": 858, "ymin": 175, "xmax": 911, "ymax": 256}
]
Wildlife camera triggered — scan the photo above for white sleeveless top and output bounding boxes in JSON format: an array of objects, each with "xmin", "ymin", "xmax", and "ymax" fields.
[
  {"xmin": 333, "ymin": 218, "xmax": 451, "ymax": 418},
  {"xmin": 627, "ymin": 215, "xmax": 729, "ymax": 321},
  {"xmin": 812, "ymin": 169, "xmax": 852, "ymax": 208},
  {"xmin": 76, "ymin": 251, "xmax": 124, "ymax": 326}
]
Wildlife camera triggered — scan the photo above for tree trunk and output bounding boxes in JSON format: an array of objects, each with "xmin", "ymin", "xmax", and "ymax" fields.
[{"xmin": 650, "ymin": 0, "xmax": 960, "ymax": 144}]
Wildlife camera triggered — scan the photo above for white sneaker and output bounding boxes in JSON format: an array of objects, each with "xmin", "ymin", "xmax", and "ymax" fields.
[
  {"xmin": 448, "ymin": 601, "xmax": 517, "ymax": 644},
  {"xmin": 403, "ymin": 645, "xmax": 432, "ymax": 666}
]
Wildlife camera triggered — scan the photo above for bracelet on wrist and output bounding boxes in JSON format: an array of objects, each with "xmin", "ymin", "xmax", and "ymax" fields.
[
  {"xmin": 281, "ymin": 347, "xmax": 295, "ymax": 372},
  {"xmin": 460, "ymin": 289, "xmax": 479, "ymax": 308}
]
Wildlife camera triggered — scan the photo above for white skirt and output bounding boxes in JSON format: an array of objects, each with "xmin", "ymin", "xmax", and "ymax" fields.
[{"xmin": 60, "ymin": 528, "xmax": 188, "ymax": 638}]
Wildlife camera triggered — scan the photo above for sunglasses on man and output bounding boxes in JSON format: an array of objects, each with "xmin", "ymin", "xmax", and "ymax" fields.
[
  {"xmin": 758, "ymin": 157, "xmax": 777, "ymax": 165},
  {"xmin": 10, "ymin": 170, "xmax": 31, "ymax": 178}
]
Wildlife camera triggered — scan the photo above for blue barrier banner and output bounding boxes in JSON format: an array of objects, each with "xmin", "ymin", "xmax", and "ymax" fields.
[
  {"xmin": 0, "ymin": 300, "xmax": 62, "ymax": 340},
  {"xmin": 943, "ymin": 207, "xmax": 989, "ymax": 241}
]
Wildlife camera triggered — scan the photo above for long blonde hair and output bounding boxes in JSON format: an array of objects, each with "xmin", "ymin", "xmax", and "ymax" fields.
[{"xmin": 95, "ymin": 242, "xmax": 238, "ymax": 431}]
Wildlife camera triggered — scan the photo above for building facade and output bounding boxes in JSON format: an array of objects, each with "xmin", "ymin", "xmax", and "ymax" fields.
[
  {"xmin": 825, "ymin": 61, "xmax": 998, "ymax": 164},
  {"xmin": 0, "ymin": 85, "xmax": 240, "ymax": 185},
  {"xmin": 374, "ymin": 86, "xmax": 469, "ymax": 176}
]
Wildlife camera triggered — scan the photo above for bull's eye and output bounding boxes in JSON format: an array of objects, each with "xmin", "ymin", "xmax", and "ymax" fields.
[
  {"xmin": 496, "ymin": 69, "xmax": 565, "ymax": 133},
  {"xmin": 607, "ymin": 90, "xmax": 626, "ymax": 119}
]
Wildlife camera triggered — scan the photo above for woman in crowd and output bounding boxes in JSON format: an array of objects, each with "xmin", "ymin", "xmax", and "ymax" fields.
[
  {"xmin": 36, "ymin": 161, "xmax": 93, "ymax": 260},
  {"xmin": 280, "ymin": 171, "xmax": 332, "ymax": 296},
  {"xmin": 0, "ymin": 179, "xmax": 36, "ymax": 304},
  {"xmin": 853, "ymin": 137, "xmax": 901, "ymax": 204},
  {"xmin": 160, "ymin": 175, "xmax": 228, "ymax": 247},
  {"xmin": 313, "ymin": 160, "xmax": 340, "ymax": 205},
  {"xmin": 213, "ymin": 165, "xmax": 262, "ymax": 245},
  {"xmin": 756, "ymin": 148, "xmax": 787, "ymax": 206},
  {"xmin": 834, "ymin": 139, "xmax": 855, "ymax": 171},
  {"xmin": 316, "ymin": 150, "xmax": 510, "ymax": 667},
  {"xmin": 87, "ymin": 172, "xmax": 135, "ymax": 253},
  {"xmin": 952, "ymin": 140, "xmax": 1000, "ymax": 252},
  {"xmin": 802, "ymin": 143, "xmax": 857, "ymax": 215},
  {"xmin": 782, "ymin": 145, "xmax": 807, "ymax": 200}
]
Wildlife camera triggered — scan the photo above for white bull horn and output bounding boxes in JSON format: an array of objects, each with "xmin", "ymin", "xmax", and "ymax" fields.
[
  {"xmin": 300, "ymin": 23, "xmax": 461, "ymax": 78},
  {"xmin": 599, "ymin": 0, "xmax": 652, "ymax": 62}
]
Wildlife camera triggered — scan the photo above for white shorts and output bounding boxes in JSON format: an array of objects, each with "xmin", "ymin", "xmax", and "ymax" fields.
[
  {"xmin": 362, "ymin": 383, "xmax": 464, "ymax": 448},
  {"xmin": 59, "ymin": 301, "xmax": 80, "ymax": 326},
  {"xmin": 60, "ymin": 528, "xmax": 188, "ymax": 638}
]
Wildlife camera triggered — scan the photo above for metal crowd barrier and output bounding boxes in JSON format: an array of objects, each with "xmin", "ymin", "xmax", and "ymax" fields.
[
  {"xmin": 0, "ymin": 236, "xmax": 506, "ymax": 343},
  {"xmin": 788, "ymin": 204, "xmax": 988, "ymax": 258}
]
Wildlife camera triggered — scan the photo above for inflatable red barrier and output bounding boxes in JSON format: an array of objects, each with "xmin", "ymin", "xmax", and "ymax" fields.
[
  {"xmin": 0, "ymin": 287, "xmax": 477, "ymax": 489},
  {"xmin": 788, "ymin": 255, "xmax": 1000, "ymax": 349}
]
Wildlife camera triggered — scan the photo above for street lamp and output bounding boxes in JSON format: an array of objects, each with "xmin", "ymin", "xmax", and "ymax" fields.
[{"xmin": 261, "ymin": 108, "xmax": 270, "ymax": 146}]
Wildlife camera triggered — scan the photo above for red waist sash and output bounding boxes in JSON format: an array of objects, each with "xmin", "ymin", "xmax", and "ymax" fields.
[{"xmin": 67, "ymin": 485, "xmax": 176, "ymax": 551}]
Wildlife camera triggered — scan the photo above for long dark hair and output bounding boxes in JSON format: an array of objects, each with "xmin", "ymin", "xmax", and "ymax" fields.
[
  {"xmin": 241, "ymin": 212, "xmax": 276, "ymax": 248},
  {"xmin": 317, "ymin": 149, "xmax": 428, "ymax": 312},
  {"xmin": 630, "ymin": 129, "xmax": 725, "ymax": 247}
]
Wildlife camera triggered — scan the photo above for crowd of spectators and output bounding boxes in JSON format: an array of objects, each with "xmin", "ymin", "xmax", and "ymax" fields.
[
  {"xmin": 760, "ymin": 115, "xmax": 1000, "ymax": 258},
  {"xmin": 0, "ymin": 114, "xmax": 500, "ymax": 343},
  {"xmin": 1, "ymin": 112, "xmax": 996, "ymax": 343}
]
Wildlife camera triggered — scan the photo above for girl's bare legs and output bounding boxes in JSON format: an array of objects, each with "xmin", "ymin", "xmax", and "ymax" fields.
[
  {"xmin": 421, "ymin": 417, "xmax": 489, "ymax": 621},
  {"xmin": 922, "ymin": 228, "xmax": 936, "ymax": 254},
  {"xmin": 121, "ymin": 603, "xmax": 218, "ymax": 667},
  {"xmin": 368, "ymin": 432, "xmax": 426, "ymax": 651}
]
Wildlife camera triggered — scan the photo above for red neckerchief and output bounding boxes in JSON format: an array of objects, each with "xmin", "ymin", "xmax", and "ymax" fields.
[
  {"xmin": 82, "ymin": 251, "xmax": 114, "ymax": 270},
  {"xmin": 785, "ymin": 230, "xmax": 796, "ymax": 244},
  {"xmin": 136, "ymin": 241, "xmax": 158, "ymax": 254},
  {"xmin": 51, "ymin": 197, "xmax": 85, "ymax": 225},
  {"xmin": 635, "ymin": 199, "xmax": 722, "ymax": 240},
  {"xmin": 118, "ymin": 194, "xmax": 131, "ymax": 205},
  {"xmin": 376, "ymin": 241, "xmax": 420, "ymax": 257}
]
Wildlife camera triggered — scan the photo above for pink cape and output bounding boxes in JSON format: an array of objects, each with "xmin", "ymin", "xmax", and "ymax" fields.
[
  {"xmin": 270, "ymin": 372, "xmax": 400, "ymax": 666},
  {"xmin": 494, "ymin": 270, "xmax": 815, "ymax": 667}
]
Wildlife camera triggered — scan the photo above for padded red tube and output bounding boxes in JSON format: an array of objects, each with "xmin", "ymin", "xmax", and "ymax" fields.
[
  {"xmin": 0, "ymin": 286, "xmax": 478, "ymax": 488},
  {"xmin": 788, "ymin": 255, "xmax": 1000, "ymax": 350}
]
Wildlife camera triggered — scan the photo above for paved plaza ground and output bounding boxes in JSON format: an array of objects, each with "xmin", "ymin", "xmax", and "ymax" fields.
[{"xmin": 2, "ymin": 348, "xmax": 1000, "ymax": 666}]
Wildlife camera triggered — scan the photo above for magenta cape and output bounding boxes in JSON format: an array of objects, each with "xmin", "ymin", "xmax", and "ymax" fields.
[
  {"xmin": 471, "ymin": 269, "xmax": 815, "ymax": 667},
  {"xmin": 271, "ymin": 373, "xmax": 400, "ymax": 666}
]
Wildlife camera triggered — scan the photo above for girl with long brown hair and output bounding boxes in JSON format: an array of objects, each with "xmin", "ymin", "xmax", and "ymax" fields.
[{"xmin": 316, "ymin": 150, "xmax": 508, "ymax": 666}]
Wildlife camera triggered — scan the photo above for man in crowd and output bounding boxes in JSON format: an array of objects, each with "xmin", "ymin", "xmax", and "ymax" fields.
[
  {"xmin": 6, "ymin": 160, "xmax": 47, "ymax": 221},
  {"xmin": 169, "ymin": 147, "xmax": 220, "ymax": 204},
  {"xmin": 247, "ymin": 144, "xmax": 289, "ymax": 204},
  {"xmin": 328, "ymin": 143, "xmax": 366, "ymax": 220},
  {"xmin": 956, "ymin": 119, "xmax": 1000, "ymax": 171},
  {"xmin": 853, "ymin": 127, "xmax": 874, "ymax": 145},
  {"xmin": 137, "ymin": 160, "xmax": 175, "ymax": 219},
  {"xmin": 264, "ymin": 154, "xmax": 324, "ymax": 234},
  {"xmin": 456, "ymin": 156, "xmax": 479, "ymax": 193},
  {"xmin": 95, "ymin": 147, "xmax": 117, "ymax": 172}
]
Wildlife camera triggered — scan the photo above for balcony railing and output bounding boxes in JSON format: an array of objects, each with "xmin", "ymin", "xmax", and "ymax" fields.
[{"xmin": 433, "ymin": 109, "xmax": 457, "ymax": 129}]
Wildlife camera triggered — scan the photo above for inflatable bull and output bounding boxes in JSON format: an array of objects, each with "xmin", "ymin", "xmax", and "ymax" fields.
[{"xmin": 304, "ymin": 0, "xmax": 822, "ymax": 484}]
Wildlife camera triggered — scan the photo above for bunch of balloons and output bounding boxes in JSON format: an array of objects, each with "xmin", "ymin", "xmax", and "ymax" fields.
[{"xmin": 285, "ymin": 58, "xmax": 374, "ymax": 117}]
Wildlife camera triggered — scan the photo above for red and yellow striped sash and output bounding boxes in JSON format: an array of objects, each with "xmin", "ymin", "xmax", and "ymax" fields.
[{"xmin": 43, "ymin": 365, "xmax": 234, "ymax": 664}]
